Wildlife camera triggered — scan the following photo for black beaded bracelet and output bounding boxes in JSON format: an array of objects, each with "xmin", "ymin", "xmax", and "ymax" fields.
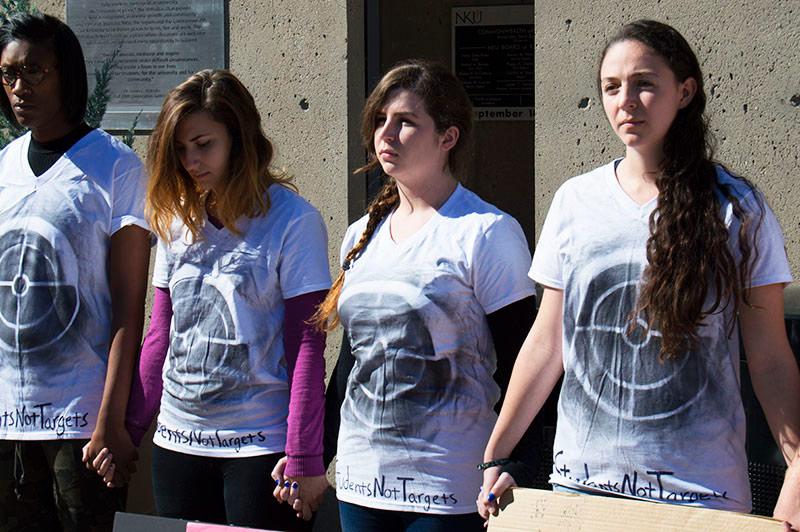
[{"xmin": 477, "ymin": 458, "xmax": 512, "ymax": 470}]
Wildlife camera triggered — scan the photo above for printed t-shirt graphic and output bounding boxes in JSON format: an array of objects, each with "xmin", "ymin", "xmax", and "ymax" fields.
[
  {"xmin": 335, "ymin": 184, "xmax": 536, "ymax": 514},
  {"xmin": 0, "ymin": 130, "xmax": 147, "ymax": 440},
  {"xmin": 168, "ymin": 276, "xmax": 250, "ymax": 405},
  {"xmin": 152, "ymin": 184, "xmax": 331, "ymax": 457},
  {"xmin": 566, "ymin": 261, "xmax": 718, "ymax": 425},
  {"xmin": 530, "ymin": 160, "xmax": 792, "ymax": 512},
  {"xmin": 0, "ymin": 217, "xmax": 79, "ymax": 363}
]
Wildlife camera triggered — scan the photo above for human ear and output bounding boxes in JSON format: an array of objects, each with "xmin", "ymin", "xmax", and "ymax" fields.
[
  {"xmin": 678, "ymin": 77, "xmax": 698, "ymax": 109},
  {"xmin": 440, "ymin": 126, "xmax": 460, "ymax": 151}
]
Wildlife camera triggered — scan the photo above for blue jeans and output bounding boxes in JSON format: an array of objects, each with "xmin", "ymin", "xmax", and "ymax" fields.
[{"xmin": 338, "ymin": 501, "xmax": 483, "ymax": 532}]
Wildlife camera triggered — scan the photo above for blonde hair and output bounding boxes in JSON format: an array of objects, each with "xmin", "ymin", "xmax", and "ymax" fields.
[
  {"xmin": 313, "ymin": 60, "xmax": 473, "ymax": 330},
  {"xmin": 146, "ymin": 69, "xmax": 294, "ymax": 241}
]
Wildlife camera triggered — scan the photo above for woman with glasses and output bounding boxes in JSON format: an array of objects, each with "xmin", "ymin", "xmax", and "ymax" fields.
[{"xmin": 0, "ymin": 12, "xmax": 149, "ymax": 531}]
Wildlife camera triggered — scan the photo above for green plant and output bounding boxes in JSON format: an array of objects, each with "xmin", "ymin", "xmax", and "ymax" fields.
[
  {"xmin": 120, "ymin": 110, "xmax": 142, "ymax": 149},
  {"xmin": 85, "ymin": 48, "xmax": 119, "ymax": 129},
  {"xmin": 0, "ymin": 0, "xmax": 33, "ymax": 20},
  {"xmin": 0, "ymin": 0, "xmax": 34, "ymax": 148}
]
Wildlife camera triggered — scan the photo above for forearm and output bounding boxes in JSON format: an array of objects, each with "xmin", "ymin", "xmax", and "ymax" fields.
[
  {"xmin": 97, "ymin": 226, "xmax": 150, "ymax": 434},
  {"xmin": 741, "ymin": 284, "xmax": 800, "ymax": 464},
  {"xmin": 284, "ymin": 290, "xmax": 328, "ymax": 477},
  {"xmin": 97, "ymin": 321, "xmax": 144, "ymax": 432},
  {"xmin": 750, "ymin": 355, "xmax": 800, "ymax": 464},
  {"xmin": 322, "ymin": 335, "xmax": 353, "ymax": 468},
  {"xmin": 775, "ymin": 447, "xmax": 800, "ymax": 524},
  {"xmin": 484, "ymin": 287, "xmax": 564, "ymax": 461},
  {"xmin": 484, "ymin": 328, "xmax": 562, "ymax": 460},
  {"xmin": 126, "ymin": 287, "xmax": 172, "ymax": 445},
  {"xmin": 487, "ymin": 296, "xmax": 541, "ymax": 483}
]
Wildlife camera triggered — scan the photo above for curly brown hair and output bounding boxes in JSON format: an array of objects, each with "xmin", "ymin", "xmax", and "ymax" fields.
[
  {"xmin": 599, "ymin": 20, "xmax": 762, "ymax": 359},
  {"xmin": 313, "ymin": 59, "xmax": 474, "ymax": 330}
]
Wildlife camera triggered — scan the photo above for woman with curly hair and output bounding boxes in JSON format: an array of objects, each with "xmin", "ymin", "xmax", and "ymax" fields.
[{"xmin": 478, "ymin": 19, "xmax": 800, "ymax": 528}]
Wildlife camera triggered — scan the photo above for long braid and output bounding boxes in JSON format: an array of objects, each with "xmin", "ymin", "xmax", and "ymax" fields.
[
  {"xmin": 313, "ymin": 59, "xmax": 473, "ymax": 331},
  {"xmin": 312, "ymin": 178, "xmax": 400, "ymax": 331}
]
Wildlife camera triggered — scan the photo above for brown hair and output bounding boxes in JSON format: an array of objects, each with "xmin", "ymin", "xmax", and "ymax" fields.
[
  {"xmin": 599, "ymin": 20, "xmax": 761, "ymax": 359},
  {"xmin": 313, "ymin": 59, "xmax": 474, "ymax": 330},
  {"xmin": 146, "ymin": 69, "xmax": 293, "ymax": 241}
]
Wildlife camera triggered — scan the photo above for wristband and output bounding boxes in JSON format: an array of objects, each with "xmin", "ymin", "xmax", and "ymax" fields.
[{"xmin": 477, "ymin": 458, "xmax": 511, "ymax": 471}]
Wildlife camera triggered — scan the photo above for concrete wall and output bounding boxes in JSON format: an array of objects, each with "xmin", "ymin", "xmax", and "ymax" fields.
[
  {"xmin": 33, "ymin": 0, "xmax": 363, "ymax": 519},
  {"xmin": 535, "ymin": 0, "xmax": 800, "ymax": 279}
]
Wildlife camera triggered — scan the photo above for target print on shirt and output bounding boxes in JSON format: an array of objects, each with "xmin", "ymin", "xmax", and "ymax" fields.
[
  {"xmin": 341, "ymin": 280, "xmax": 466, "ymax": 445},
  {"xmin": 165, "ymin": 276, "xmax": 250, "ymax": 409},
  {"xmin": 562, "ymin": 263, "xmax": 719, "ymax": 430},
  {"xmin": 0, "ymin": 217, "xmax": 79, "ymax": 361}
]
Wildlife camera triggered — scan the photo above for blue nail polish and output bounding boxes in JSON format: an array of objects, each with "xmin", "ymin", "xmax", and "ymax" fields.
[
  {"xmin": 292, "ymin": 482, "xmax": 299, "ymax": 489},
  {"xmin": 284, "ymin": 480, "xmax": 290, "ymax": 488},
  {"xmin": 275, "ymin": 478, "xmax": 280, "ymax": 486},
  {"xmin": 487, "ymin": 492, "xmax": 496, "ymax": 503}
]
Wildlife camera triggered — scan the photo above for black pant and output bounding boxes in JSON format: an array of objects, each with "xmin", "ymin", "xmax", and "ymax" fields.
[
  {"xmin": 0, "ymin": 440, "xmax": 126, "ymax": 532},
  {"xmin": 151, "ymin": 445, "xmax": 312, "ymax": 531}
]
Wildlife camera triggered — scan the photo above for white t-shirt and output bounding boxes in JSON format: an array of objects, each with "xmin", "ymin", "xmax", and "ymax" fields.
[
  {"xmin": 152, "ymin": 184, "xmax": 331, "ymax": 457},
  {"xmin": 335, "ymin": 184, "xmax": 536, "ymax": 514},
  {"xmin": 0, "ymin": 130, "xmax": 147, "ymax": 440},
  {"xmin": 531, "ymin": 160, "xmax": 792, "ymax": 512}
]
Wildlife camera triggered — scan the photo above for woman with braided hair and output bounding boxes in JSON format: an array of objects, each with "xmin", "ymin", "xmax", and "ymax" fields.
[
  {"xmin": 478, "ymin": 19, "xmax": 800, "ymax": 528},
  {"xmin": 299, "ymin": 60, "xmax": 537, "ymax": 531}
]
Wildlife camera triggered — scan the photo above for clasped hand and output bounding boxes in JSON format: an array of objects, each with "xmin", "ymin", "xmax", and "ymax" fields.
[
  {"xmin": 81, "ymin": 426, "xmax": 139, "ymax": 488},
  {"xmin": 271, "ymin": 456, "xmax": 329, "ymax": 521}
]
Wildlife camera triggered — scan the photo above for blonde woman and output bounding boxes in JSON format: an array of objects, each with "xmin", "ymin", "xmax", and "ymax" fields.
[{"xmin": 120, "ymin": 70, "xmax": 330, "ymax": 530}]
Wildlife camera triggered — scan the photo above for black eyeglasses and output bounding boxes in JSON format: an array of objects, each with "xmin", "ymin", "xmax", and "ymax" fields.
[{"xmin": 0, "ymin": 64, "xmax": 56, "ymax": 87}]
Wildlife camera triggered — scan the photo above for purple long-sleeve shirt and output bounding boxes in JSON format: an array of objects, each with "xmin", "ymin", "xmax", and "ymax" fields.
[{"xmin": 125, "ymin": 286, "xmax": 327, "ymax": 476}]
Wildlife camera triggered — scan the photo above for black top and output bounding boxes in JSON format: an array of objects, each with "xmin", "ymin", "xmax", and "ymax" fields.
[{"xmin": 27, "ymin": 122, "xmax": 93, "ymax": 177}]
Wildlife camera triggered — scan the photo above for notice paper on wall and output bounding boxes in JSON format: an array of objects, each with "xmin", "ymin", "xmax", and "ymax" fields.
[
  {"xmin": 452, "ymin": 5, "xmax": 533, "ymax": 122},
  {"xmin": 67, "ymin": 0, "xmax": 226, "ymax": 130}
]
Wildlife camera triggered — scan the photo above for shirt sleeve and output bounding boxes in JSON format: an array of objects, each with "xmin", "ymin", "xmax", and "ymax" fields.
[
  {"xmin": 529, "ymin": 185, "xmax": 566, "ymax": 289},
  {"xmin": 472, "ymin": 214, "xmax": 536, "ymax": 314},
  {"xmin": 736, "ymin": 191, "xmax": 793, "ymax": 288},
  {"xmin": 283, "ymin": 290, "xmax": 328, "ymax": 477},
  {"xmin": 152, "ymin": 238, "xmax": 171, "ymax": 288},
  {"xmin": 125, "ymin": 286, "xmax": 172, "ymax": 446},
  {"xmin": 278, "ymin": 209, "xmax": 332, "ymax": 299},
  {"xmin": 339, "ymin": 216, "xmax": 368, "ymax": 267},
  {"xmin": 111, "ymin": 153, "xmax": 148, "ymax": 235}
]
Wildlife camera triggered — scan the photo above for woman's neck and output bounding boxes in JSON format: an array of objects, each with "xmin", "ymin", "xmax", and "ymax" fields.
[
  {"xmin": 394, "ymin": 170, "xmax": 458, "ymax": 215},
  {"xmin": 616, "ymin": 149, "xmax": 662, "ymax": 205},
  {"xmin": 205, "ymin": 191, "xmax": 224, "ymax": 228},
  {"xmin": 621, "ymin": 147, "xmax": 662, "ymax": 183}
]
